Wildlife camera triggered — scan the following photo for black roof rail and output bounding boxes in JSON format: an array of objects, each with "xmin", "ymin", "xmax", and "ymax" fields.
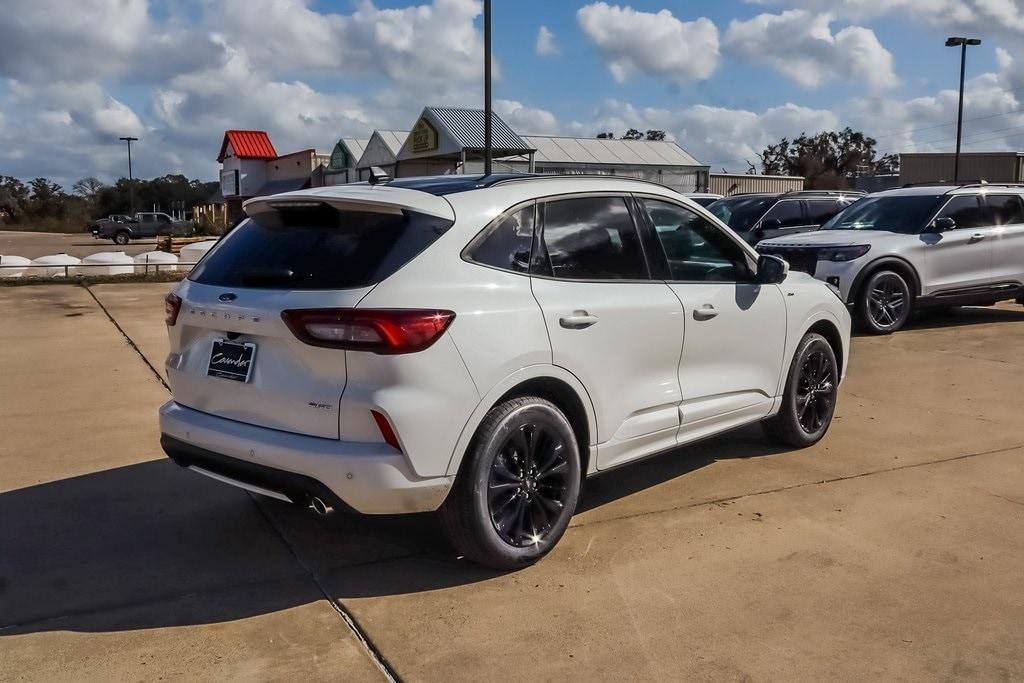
[{"xmin": 485, "ymin": 172, "xmax": 688, "ymax": 192}]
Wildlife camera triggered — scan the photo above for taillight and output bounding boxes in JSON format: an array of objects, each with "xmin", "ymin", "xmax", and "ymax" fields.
[
  {"xmin": 370, "ymin": 410, "xmax": 402, "ymax": 452},
  {"xmin": 281, "ymin": 308, "xmax": 455, "ymax": 354},
  {"xmin": 165, "ymin": 293, "xmax": 182, "ymax": 326}
]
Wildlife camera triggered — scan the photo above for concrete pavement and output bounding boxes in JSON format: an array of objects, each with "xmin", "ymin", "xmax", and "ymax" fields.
[
  {"xmin": 0, "ymin": 230, "xmax": 159, "ymax": 260},
  {"xmin": 2, "ymin": 283, "xmax": 1023, "ymax": 680}
]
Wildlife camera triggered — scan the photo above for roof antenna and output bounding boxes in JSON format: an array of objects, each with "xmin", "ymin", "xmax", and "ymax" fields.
[
  {"xmin": 483, "ymin": 0, "xmax": 493, "ymax": 176},
  {"xmin": 367, "ymin": 167, "xmax": 391, "ymax": 186}
]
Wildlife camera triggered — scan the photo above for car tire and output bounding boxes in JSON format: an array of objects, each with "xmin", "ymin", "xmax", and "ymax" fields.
[
  {"xmin": 856, "ymin": 269, "xmax": 912, "ymax": 334},
  {"xmin": 439, "ymin": 396, "xmax": 581, "ymax": 570},
  {"xmin": 113, "ymin": 231, "xmax": 130, "ymax": 246},
  {"xmin": 763, "ymin": 333, "xmax": 839, "ymax": 449}
]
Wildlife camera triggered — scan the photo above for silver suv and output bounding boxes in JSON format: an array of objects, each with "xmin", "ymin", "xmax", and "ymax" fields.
[{"xmin": 757, "ymin": 184, "xmax": 1024, "ymax": 333}]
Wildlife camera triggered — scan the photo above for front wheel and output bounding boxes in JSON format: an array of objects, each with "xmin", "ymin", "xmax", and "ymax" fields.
[
  {"xmin": 857, "ymin": 269, "xmax": 912, "ymax": 334},
  {"xmin": 440, "ymin": 396, "xmax": 581, "ymax": 570},
  {"xmin": 113, "ymin": 231, "xmax": 130, "ymax": 246},
  {"xmin": 763, "ymin": 333, "xmax": 840, "ymax": 448}
]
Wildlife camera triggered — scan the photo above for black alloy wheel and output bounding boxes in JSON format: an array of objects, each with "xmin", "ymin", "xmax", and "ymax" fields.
[
  {"xmin": 763, "ymin": 332, "xmax": 840, "ymax": 448},
  {"xmin": 795, "ymin": 348, "xmax": 837, "ymax": 435},
  {"xmin": 440, "ymin": 396, "xmax": 581, "ymax": 570},
  {"xmin": 860, "ymin": 270, "xmax": 911, "ymax": 334},
  {"xmin": 487, "ymin": 422, "xmax": 571, "ymax": 547}
]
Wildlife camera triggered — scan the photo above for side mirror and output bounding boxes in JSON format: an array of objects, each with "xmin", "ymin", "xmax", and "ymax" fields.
[
  {"xmin": 932, "ymin": 216, "xmax": 956, "ymax": 232},
  {"xmin": 757, "ymin": 254, "xmax": 789, "ymax": 284}
]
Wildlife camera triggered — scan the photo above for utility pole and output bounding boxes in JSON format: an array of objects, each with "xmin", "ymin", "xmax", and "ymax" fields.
[
  {"xmin": 119, "ymin": 136, "xmax": 139, "ymax": 214},
  {"xmin": 945, "ymin": 37, "xmax": 981, "ymax": 183},
  {"xmin": 483, "ymin": 0, "xmax": 492, "ymax": 176}
]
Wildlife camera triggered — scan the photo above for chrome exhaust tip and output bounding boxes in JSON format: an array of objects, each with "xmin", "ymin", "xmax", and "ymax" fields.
[{"xmin": 309, "ymin": 496, "xmax": 334, "ymax": 516}]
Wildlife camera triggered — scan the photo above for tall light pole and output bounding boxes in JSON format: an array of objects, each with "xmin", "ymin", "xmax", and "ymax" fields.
[
  {"xmin": 119, "ymin": 136, "xmax": 138, "ymax": 214},
  {"xmin": 483, "ymin": 0, "xmax": 492, "ymax": 176},
  {"xmin": 945, "ymin": 37, "xmax": 981, "ymax": 183}
]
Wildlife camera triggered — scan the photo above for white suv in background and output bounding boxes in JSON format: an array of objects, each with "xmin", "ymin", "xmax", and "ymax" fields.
[
  {"xmin": 159, "ymin": 174, "xmax": 851, "ymax": 569},
  {"xmin": 758, "ymin": 184, "xmax": 1024, "ymax": 334}
]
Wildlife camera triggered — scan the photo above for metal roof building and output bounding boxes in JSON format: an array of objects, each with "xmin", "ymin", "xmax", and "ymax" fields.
[
  {"xmin": 323, "ymin": 137, "xmax": 369, "ymax": 184},
  {"xmin": 339, "ymin": 106, "xmax": 710, "ymax": 192},
  {"xmin": 353, "ymin": 130, "xmax": 409, "ymax": 181}
]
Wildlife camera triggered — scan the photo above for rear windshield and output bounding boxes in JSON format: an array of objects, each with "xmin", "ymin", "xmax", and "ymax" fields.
[{"xmin": 189, "ymin": 205, "xmax": 452, "ymax": 289}]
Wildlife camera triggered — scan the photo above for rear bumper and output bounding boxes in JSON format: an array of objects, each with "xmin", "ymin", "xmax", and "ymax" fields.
[{"xmin": 159, "ymin": 401, "xmax": 454, "ymax": 514}]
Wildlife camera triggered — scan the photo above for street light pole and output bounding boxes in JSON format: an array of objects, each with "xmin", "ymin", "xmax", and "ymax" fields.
[
  {"xmin": 483, "ymin": 0, "xmax": 492, "ymax": 176},
  {"xmin": 945, "ymin": 37, "xmax": 981, "ymax": 183},
  {"xmin": 119, "ymin": 136, "xmax": 138, "ymax": 215}
]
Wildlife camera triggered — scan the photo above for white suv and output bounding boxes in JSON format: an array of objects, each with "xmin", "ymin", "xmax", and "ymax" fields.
[
  {"xmin": 159, "ymin": 174, "xmax": 851, "ymax": 569},
  {"xmin": 757, "ymin": 184, "xmax": 1024, "ymax": 334}
]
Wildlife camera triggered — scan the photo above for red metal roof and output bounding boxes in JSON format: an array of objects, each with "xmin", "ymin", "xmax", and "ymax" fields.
[{"xmin": 218, "ymin": 130, "xmax": 278, "ymax": 162}]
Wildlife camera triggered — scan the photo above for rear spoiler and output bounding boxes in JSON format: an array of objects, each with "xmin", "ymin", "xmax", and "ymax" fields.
[{"xmin": 243, "ymin": 185, "xmax": 455, "ymax": 221}]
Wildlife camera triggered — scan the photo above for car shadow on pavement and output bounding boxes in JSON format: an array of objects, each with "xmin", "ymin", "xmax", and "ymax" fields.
[
  {"xmin": 0, "ymin": 428, "xmax": 783, "ymax": 635},
  {"xmin": 905, "ymin": 304, "xmax": 1024, "ymax": 331}
]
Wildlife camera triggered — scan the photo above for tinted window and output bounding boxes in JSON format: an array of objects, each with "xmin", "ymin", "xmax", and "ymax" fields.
[
  {"xmin": 642, "ymin": 199, "xmax": 752, "ymax": 282},
  {"xmin": 190, "ymin": 205, "xmax": 452, "ymax": 289},
  {"xmin": 465, "ymin": 204, "xmax": 534, "ymax": 273},
  {"xmin": 708, "ymin": 196, "xmax": 775, "ymax": 232},
  {"xmin": 986, "ymin": 195, "xmax": 1024, "ymax": 225},
  {"xmin": 823, "ymin": 195, "xmax": 945, "ymax": 234},
  {"xmin": 806, "ymin": 199, "xmax": 845, "ymax": 224},
  {"xmin": 937, "ymin": 195, "xmax": 988, "ymax": 229},
  {"xmin": 762, "ymin": 200, "xmax": 804, "ymax": 228},
  {"xmin": 541, "ymin": 197, "xmax": 647, "ymax": 280}
]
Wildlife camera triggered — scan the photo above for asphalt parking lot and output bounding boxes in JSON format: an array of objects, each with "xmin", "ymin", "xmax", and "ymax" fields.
[
  {"xmin": 0, "ymin": 230, "xmax": 159, "ymax": 259},
  {"xmin": 2, "ymin": 282, "xmax": 1023, "ymax": 680}
]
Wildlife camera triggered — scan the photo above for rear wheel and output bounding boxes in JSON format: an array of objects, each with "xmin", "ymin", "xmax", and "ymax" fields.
[
  {"xmin": 763, "ymin": 333, "xmax": 839, "ymax": 448},
  {"xmin": 113, "ymin": 231, "xmax": 130, "ymax": 246},
  {"xmin": 440, "ymin": 396, "xmax": 581, "ymax": 570},
  {"xmin": 857, "ymin": 269, "xmax": 912, "ymax": 334}
]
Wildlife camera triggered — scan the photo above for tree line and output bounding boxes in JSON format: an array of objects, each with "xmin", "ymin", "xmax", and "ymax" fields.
[{"xmin": 0, "ymin": 174, "xmax": 216, "ymax": 231}]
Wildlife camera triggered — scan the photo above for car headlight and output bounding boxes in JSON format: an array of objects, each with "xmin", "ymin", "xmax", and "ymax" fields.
[{"xmin": 819, "ymin": 245, "xmax": 870, "ymax": 262}]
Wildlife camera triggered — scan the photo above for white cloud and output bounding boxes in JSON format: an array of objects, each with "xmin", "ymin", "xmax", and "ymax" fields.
[
  {"xmin": 725, "ymin": 11, "xmax": 897, "ymax": 89},
  {"xmin": 494, "ymin": 99, "xmax": 559, "ymax": 134},
  {"xmin": 749, "ymin": 0, "xmax": 1024, "ymax": 36},
  {"xmin": 212, "ymin": 0, "xmax": 486, "ymax": 98},
  {"xmin": 536, "ymin": 25, "xmax": 559, "ymax": 57},
  {"xmin": 565, "ymin": 99, "xmax": 839, "ymax": 170},
  {"xmin": 577, "ymin": 3, "xmax": 720, "ymax": 83}
]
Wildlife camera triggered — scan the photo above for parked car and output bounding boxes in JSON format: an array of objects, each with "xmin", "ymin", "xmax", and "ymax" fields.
[
  {"xmin": 707, "ymin": 190, "xmax": 864, "ymax": 244},
  {"xmin": 91, "ymin": 212, "xmax": 192, "ymax": 245},
  {"xmin": 158, "ymin": 175, "xmax": 851, "ymax": 569},
  {"xmin": 683, "ymin": 192, "xmax": 723, "ymax": 207},
  {"xmin": 86, "ymin": 214, "xmax": 133, "ymax": 233},
  {"xmin": 757, "ymin": 183, "xmax": 1024, "ymax": 334}
]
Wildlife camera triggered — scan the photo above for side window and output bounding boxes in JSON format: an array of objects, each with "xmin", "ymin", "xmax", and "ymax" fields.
[
  {"xmin": 806, "ymin": 199, "xmax": 844, "ymax": 224},
  {"xmin": 761, "ymin": 200, "xmax": 805, "ymax": 228},
  {"xmin": 641, "ymin": 199, "xmax": 753, "ymax": 282},
  {"xmin": 986, "ymin": 195, "xmax": 1024, "ymax": 226},
  {"xmin": 937, "ymin": 195, "xmax": 988, "ymax": 229},
  {"xmin": 541, "ymin": 196, "xmax": 647, "ymax": 280},
  {"xmin": 465, "ymin": 204, "xmax": 534, "ymax": 273}
]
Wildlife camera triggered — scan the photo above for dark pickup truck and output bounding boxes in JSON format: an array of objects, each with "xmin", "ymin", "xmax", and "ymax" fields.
[{"xmin": 90, "ymin": 212, "xmax": 193, "ymax": 245}]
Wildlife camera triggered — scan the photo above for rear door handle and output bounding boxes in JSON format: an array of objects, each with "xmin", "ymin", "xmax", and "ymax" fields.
[
  {"xmin": 693, "ymin": 304, "xmax": 719, "ymax": 321},
  {"xmin": 559, "ymin": 311, "xmax": 599, "ymax": 329}
]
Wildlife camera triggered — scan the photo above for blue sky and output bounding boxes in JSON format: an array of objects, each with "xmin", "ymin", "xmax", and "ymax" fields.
[{"xmin": 1, "ymin": 0, "xmax": 1023, "ymax": 185}]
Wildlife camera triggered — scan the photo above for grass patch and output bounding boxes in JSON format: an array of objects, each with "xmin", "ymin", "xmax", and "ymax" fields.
[{"xmin": 0, "ymin": 271, "xmax": 186, "ymax": 287}]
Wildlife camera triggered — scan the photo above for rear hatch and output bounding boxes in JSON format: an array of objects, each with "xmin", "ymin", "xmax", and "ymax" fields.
[{"xmin": 166, "ymin": 192, "xmax": 455, "ymax": 439}]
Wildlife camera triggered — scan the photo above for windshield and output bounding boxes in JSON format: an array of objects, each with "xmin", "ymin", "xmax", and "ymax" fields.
[
  {"xmin": 708, "ymin": 196, "xmax": 775, "ymax": 232},
  {"xmin": 821, "ymin": 194, "xmax": 945, "ymax": 234}
]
